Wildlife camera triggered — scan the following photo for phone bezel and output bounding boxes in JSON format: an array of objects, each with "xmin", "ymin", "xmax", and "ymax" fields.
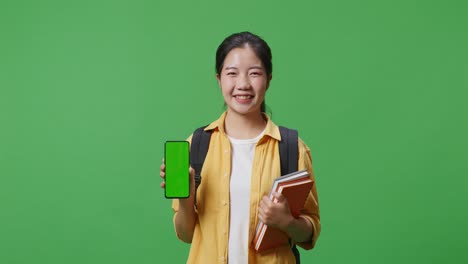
[{"xmin": 164, "ymin": 141, "xmax": 190, "ymax": 199}]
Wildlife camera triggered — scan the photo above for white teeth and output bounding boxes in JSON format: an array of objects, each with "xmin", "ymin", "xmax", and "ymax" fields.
[{"xmin": 236, "ymin": 95, "xmax": 252, "ymax": 99}]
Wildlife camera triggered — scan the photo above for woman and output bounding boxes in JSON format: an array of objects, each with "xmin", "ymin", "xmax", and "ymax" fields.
[{"xmin": 160, "ymin": 32, "xmax": 320, "ymax": 263}]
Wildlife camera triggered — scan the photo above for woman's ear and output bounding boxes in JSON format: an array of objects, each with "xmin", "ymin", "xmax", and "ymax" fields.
[
  {"xmin": 215, "ymin": 73, "xmax": 221, "ymax": 87},
  {"xmin": 266, "ymin": 74, "xmax": 272, "ymax": 90}
]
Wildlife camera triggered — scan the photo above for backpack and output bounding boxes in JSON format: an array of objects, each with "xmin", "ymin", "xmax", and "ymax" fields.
[{"xmin": 190, "ymin": 125, "xmax": 301, "ymax": 264}]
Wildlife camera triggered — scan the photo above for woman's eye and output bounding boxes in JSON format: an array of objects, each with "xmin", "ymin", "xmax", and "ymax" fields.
[
  {"xmin": 226, "ymin": 72, "xmax": 236, "ymax": 76},
  {"xmin": 250, "ymin": 72, "xmax": 262, "ymax": 76}
]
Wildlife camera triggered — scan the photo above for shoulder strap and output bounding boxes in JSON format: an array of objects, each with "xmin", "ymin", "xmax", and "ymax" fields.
[
  {"xmin": 278, "ymin": 126, "xmax": 298, "ymax": 175},
  {"xmin": 190, "ymin": 126, "xmax": 212, "ymax": 197},
  {"xmin": 278, "ymin": 126, "xmax": 300, "ymax": 264}
]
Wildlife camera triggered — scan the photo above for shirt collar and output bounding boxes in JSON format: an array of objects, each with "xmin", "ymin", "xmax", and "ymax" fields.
[{"xmin": 204, "ymin": 111, "xmax": 282, "ymax": 141}]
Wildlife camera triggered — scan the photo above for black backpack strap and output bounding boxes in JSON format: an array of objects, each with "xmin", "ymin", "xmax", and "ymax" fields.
[
  {"xmin": 278, "ymin": 126, "xmax": 300, "ymax": 264},
  {"xmin": 279, "ymin": 126, "xmax": 299, "ymax": 174},
  {"xmin": 190, "ymin": 126, "xmax": 212, "ymax": 205}
]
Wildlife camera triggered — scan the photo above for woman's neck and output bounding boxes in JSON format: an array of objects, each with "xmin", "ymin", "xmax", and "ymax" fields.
[{"xmin": 224, "ymin": 110, "xmax": 267, "ymax": 139}]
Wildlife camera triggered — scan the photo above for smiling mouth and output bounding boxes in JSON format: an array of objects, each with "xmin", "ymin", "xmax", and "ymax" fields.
[{"xmin": 234, "ymin": 95, "xmax": 254, "ymax": 99}]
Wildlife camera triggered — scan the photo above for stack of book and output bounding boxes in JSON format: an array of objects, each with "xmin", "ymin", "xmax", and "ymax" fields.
[{"xmin": 252, "ymin": 169, "xmax": 313, "ymax": 252}]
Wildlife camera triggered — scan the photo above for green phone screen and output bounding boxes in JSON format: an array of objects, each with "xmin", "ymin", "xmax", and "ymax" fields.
[{"xmin": 164, "ymin": 141, "xmax": 190, "ymax": 198}]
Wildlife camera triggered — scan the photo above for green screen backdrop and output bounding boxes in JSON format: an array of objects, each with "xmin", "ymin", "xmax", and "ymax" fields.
[{"xmin": 1, "ymin": 0, "xmax": 467, "ymax": 263}]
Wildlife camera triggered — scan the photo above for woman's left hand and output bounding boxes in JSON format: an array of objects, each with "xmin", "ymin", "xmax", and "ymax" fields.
[{"xmin": 258, "ymin": 192, "xmax": 294, "ymax": 231}]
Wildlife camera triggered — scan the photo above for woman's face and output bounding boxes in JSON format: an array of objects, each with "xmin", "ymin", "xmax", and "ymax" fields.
[{"xmin": 217, "ymin": 46, "xmax": 270, "ymax": 117}]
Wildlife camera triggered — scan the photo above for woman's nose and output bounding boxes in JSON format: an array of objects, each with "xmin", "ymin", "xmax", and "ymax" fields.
[{"xmin": 236, "ymin": 75, "xmax": 251, "ymax": 89}]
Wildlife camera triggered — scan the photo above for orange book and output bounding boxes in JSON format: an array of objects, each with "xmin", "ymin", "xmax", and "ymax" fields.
[{"xmin": 252, "ymin": 170, "xmax": 313, "ymax": 252}]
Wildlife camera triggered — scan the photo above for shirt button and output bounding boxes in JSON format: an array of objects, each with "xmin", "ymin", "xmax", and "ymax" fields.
[
  {"xmin": 224, "ymin": 149, "xmax": 228, "ymax": 153},
  {"xmin": 224, "ymin": 172, "xmax": 228, "ymax": 177}
]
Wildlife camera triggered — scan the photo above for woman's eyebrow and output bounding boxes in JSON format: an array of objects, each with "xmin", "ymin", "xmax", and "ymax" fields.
[{"xmin": 224, "ymin": 66, "xmax": 263, "ymax": 70}]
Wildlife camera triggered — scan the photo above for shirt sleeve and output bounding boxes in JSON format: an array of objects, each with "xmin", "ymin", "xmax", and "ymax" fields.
[{"xmin": 295, "ymin": 138, "xmax": 321, "ymax": 250}]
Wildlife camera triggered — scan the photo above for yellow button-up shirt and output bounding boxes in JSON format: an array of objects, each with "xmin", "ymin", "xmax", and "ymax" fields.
[{"xmin": 172, "ymin": 112, "xmax": 320, "ymax": 263}]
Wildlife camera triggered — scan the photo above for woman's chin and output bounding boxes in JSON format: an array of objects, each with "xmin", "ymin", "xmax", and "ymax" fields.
[{"xmin": 228, "ymin": 106, "xmax": 261, "ymax": 116}]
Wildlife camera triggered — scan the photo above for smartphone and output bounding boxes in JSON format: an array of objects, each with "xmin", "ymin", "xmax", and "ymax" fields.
[{"xmin": 164, "ymin": 141, "xmax": 190, "ymax": 199}]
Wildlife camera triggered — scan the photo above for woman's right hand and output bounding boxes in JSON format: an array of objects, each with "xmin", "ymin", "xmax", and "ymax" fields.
[
  {"xmin": 159, "ymin": 159, "xmax": 166, "ymax": 189},
  {"xmin": 161, "ymin": 159, "xmax": 197, "ymax": 243},
  {"xmin": 160, "ymin": 159, "xmax": 196, "ymax": 200}
]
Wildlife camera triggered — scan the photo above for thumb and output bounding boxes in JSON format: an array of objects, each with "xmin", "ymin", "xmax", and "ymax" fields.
[
  {"xmin": 272, "ymin": 192, "xmax": 285, "ymax": 202},
  {"xmin": 189, "ymin": 167, "xmax": 195, "ymax": 185}
]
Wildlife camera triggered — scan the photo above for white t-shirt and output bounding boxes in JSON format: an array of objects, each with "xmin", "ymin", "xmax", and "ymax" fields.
[{"xmin": 227, "ymin": 129, "xmax": 265, "ymax": 264}]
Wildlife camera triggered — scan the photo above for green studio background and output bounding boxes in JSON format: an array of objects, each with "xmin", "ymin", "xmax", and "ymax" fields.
[{"xmin": 1, "ymin": 0, "xmax": 467, "ymax": 263}]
